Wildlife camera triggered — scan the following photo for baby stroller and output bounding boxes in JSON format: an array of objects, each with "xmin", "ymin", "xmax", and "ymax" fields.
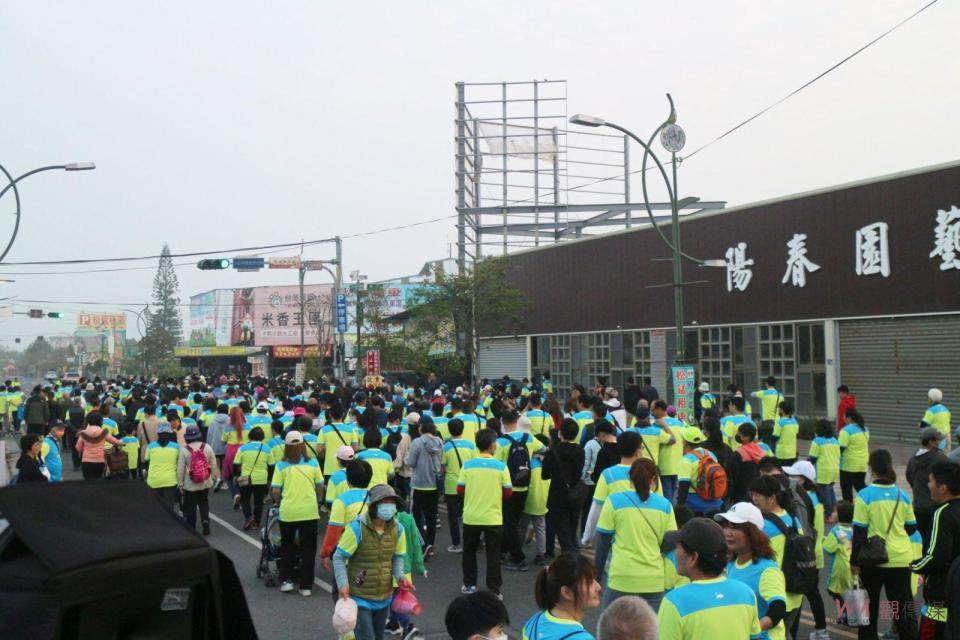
[{"xmin": 256, "ymin": 506, "xmax": 283, "ymax": 587}]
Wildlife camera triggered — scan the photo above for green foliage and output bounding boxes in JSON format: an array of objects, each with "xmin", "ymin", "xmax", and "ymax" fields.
[
  {"xmin": 16, "ymin": 338, "xmax": 71, "ymax": 377},
  {"xmin": 142, "ymin": 244, "xmax": 183, "ymax": 368},
  {"xmin": 303, "ymin": 356, "xmax": 325, "ymax": 383},
  {"xmin": 154, "ymin": 357, "xmax": 187, "ymax": 381}
]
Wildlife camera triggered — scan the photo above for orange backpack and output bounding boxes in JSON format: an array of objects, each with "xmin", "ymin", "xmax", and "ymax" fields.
[{"xmin": 690, "ymin": 449, "xmax": 727, "ymax": 501}]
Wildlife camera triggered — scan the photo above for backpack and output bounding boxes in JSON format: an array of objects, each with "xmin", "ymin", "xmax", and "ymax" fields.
[
  {"xmin": 764, "ymin": 511, "xmax": 819, "ymax": 594},
  {"xmin": 105, "ymin": 445, "xmax": 129, "ymax": 476},
  {"xmin": 189, "ymin": 444, "xmax": 211, "ymax": 483},
  {"xmin": 506, "ymin": 433, "xmax": 531, "ymax": 488},
  {"xmin": 690, "ymin": 449, "xmax": 728, "ymax": 501},
  {"xmin": 383, "ymin": 426, "xmax": 403, "ymax": 460}
]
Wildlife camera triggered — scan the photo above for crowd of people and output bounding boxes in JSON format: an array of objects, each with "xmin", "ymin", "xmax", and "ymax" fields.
[{"xmin": 7, "ymin": 372, "xmax": 958, "ymax": 640}]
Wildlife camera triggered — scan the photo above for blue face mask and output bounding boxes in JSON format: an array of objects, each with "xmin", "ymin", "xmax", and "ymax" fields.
[{"xmin": 376, "ymin": 502, "xmax": 398, "ymax": 521}]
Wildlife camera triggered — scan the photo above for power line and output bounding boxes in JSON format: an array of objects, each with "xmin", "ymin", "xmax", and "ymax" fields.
[{"xmin": 512, "ymin": 0, "xmax": 940, "ymax": 202}]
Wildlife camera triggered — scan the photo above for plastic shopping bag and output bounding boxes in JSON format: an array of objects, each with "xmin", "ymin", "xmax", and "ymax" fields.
[
  {"xmin": 840, "ymin": 580, "xmax": 870, "ymax": 627},
  {"xmin": 391, "ymin": 589, "xmax": 422, "ymax": 617},
  {"xmin": 332, "ymin": 597, "xmax": 358, "ymax": 635}
]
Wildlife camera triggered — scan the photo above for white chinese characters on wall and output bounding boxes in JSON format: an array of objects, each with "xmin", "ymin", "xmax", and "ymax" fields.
[
  {"xmin": 725, "ymin": 242, "xmax": 754, "ymax": 292},
  {"xmin": 855, "ymin": 222, "xmax": 891, "ymax": 278},
  {"xmin": 721, "ymin": 206, "xmax": 958, "ymax": 292},
  {"xmin": 931, "ymin": 206, "xmax": 960, "ymax": 271},
  {"xmin": 782, "ymin": 233, "xmax": 820, "ymax": 288}
]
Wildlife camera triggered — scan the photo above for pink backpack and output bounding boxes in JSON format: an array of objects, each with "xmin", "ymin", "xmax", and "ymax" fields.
[{"xmin": 189, "ymin": 444, "xmax": 211, "ymax": 484}]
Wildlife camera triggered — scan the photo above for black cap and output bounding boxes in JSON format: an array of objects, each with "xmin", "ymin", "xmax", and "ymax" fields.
[{"xmin": 677, "ymin": 517, "xmax": 726, "ymax": 559}]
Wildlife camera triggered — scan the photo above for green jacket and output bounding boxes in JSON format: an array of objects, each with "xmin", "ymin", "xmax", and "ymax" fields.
[{"xmin": 396, "ymin": 511, "xmax": 425, "ymax": 577}]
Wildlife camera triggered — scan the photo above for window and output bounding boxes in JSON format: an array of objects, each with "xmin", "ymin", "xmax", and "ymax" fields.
[
  {"xmin": 698, "ymin": 327, "xmax": 732, "ymax": 394},
  {"xmin": 587, "ymin": 333, "xmax": 611, "ymax": 386},
  {"xmin": 549, "ymin": 335, "xmax": 571, "ymax": 399},
  {"xmin": 633, "ymin": 331, "xmax": 651, "ymax": 382},
  {"xmin": 758, "ymin": 323, "xmax": 796, "ymax": 401}
]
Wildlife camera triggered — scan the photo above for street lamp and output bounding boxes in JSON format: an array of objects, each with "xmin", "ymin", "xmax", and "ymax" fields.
[
  {"xmin": 571, "ymin": 96, "xmax": 723, "ymax": 363},
  {"xmin": 0, "ymin": 161, "xmax": 96, "ymax": 263}
]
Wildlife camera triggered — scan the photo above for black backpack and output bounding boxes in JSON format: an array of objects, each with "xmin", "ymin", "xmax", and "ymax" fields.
[
  {"xmin": 764, "ymin": 511, "xmax": 818, "ymax": 594},
  {"xmin": 506, "ymin": 433, "xmax": 531, "ymax": 488},
  {"xmin": 383, "ymin": 426, "xmax": 403, "ymax": 460}
]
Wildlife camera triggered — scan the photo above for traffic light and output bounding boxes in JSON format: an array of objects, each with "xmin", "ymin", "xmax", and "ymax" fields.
[
  {"xmin": 47, "ymin": 312, "xmax": 65, "ymax": 318},
  {"xmin": 28, "ymin": 309, "xmax": 43, "ymax": 318},
  {"xmin": 197, "ymin": 258, "xmax": 230, "ymax": 270}
]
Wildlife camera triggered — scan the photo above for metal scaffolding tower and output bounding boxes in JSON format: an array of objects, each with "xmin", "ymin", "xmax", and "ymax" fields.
[{"xmin": 454, "ymin": 79, "xmax": 725, "ymax": 273}]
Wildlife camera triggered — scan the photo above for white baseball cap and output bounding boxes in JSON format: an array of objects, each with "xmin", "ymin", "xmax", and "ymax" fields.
[
  {"xmin": 257, "ymin": 401, "xmax": 270, "ymax": 410},
  {"xmin": 336, "ymin": 445, "xmax": 356, "ymax": 461},
  {"xmin": 698, "ymin": 382, "xmax": 710, "ymax": 392},
  {"xmin": 284, "ymin": 430, "xmax": 303, "ymax": 445},
  {"xmin": 929, "ymin": 388, "xmax": 944, "ymax": 403},
  {"xmin": 782, "ymin": 460, "xmax": 817, "ymax": 484},
  {"xmin": 715, "ymin": 502, "xmax": 764, "ymax": 530}
]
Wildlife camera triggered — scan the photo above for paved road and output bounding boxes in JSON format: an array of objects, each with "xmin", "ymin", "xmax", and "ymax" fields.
[{"xmin": 37, "ymin": 440, "xmax": 920, "ymax": 639}]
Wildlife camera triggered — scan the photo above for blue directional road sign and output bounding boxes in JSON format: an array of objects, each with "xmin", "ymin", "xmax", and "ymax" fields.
[
  {"xmin": 232, "ymin": 257, "xmax": 265, "ymax": 271},
  {"xmin": 336, "ymin": 294, "xmax": 348, "ymax": 333}
]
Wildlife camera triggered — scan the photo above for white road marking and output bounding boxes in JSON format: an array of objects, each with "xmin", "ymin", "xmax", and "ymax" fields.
[
  {"xmin": 209, "ymin": 513, "xmax": 334, "ymax": 593},
  {"xmin": 799, "ymin": 611, "xmax": 857, "ymax": 638}
]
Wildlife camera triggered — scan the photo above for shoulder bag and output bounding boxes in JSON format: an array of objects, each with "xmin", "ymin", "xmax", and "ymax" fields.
[{"xmin": 856, "ymin": 489, "xmax": 901, "ymax": 567}]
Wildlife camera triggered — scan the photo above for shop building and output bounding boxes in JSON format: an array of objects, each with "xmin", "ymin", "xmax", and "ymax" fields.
[{"xmin": 478, "ymin": 161, "xmax": 960, "ymax": 441}]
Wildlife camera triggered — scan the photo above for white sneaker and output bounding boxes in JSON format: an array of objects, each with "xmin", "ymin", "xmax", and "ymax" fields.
[
  {"xmin": 280, "ymin": 581, "xmax": 294, "ymax": 593},
  {"xmin": 299, "ymin": 589, "xmax": 312, "ymax": 597},
  {"xmin": 447, "ymin": 544, "xmax": 463, "ymax": 553},
  {"xmin": 809, "ymin": 630, "xmax": 830, "ymax": 640}
]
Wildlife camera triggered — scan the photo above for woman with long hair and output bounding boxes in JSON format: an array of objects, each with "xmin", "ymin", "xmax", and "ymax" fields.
[
  {"xmin": 271, "ymin": 430, "xmax": 323, "ymax": 596},
  {"xmin": 838, "ymin": 407, "xmax": 869, "ymax": 502},
  {"xmin": 850, "ymin": 449, "xmax": 919, "ymax": 640},
  {"xmin": 222, "ymin": 405, "xmax": 248, "ymax": 510},
  {"xmin": 716, "ymin": 502, "xmax": 787, "ymax": 640},
  {"xmin": 593, "ymin": 457, "xmax": 676, "ymax": 612},
  {"xmin": 782, "ymin": 461, "xmax": 828, "ymax": 639},
  {"xmin": 522, "ymin": 553, "xmax": 600, "ymax": 640}
]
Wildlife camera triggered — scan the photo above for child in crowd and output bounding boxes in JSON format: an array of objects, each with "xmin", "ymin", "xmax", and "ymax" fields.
[
  {"xmin": 384, "ymin": 505, "xmax": 427, "ymax": 639},
  {"xmin": 121, "ymin": 422, "xmax": 140, "ymax": 479},
  {"xmin": 823, "ymin": 500, "xmax": 854, "ymax": 623}
]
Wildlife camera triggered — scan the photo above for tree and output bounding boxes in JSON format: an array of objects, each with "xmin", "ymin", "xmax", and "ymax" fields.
[
  {"xmin": 142, "ymin": 244, "xmax": 183, "ymax": 370},
  {"xmin": 409, "ymin": 257, "xmax": 528, "ymax": 382}
]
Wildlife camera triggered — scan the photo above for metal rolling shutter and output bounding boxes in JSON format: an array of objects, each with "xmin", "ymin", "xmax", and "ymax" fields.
[
  {"xmin": 839, "ymin": 315, "xmax": 960, "ymax": 442},
  {"xmin": 478, "ymin": 337, "xmax": 528, "ymax": 380}
]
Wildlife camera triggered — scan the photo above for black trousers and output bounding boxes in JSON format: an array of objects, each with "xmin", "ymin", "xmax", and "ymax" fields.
[
  {"xmin": 153, "ymin": 486, "xmax": 179, "ymax": 511},
  {"xmin": 182, "ymin": 489, "xmax": 210, "ymax": 530},
  {"xmin": 840, "ymin": 470, "xmax": 867, "ymax": 502},
  {"xmin": 81, "ymin": 462, "xmax": 105, "ymax": 479},
  {"xmin": 789, "ymin": 573, "xmax": 827, "ymax": 637},
  {"xmin": 446, "ymin": 493, "xmax": 463, "ymax": 547},
  {"xmin": 858, "ymin": 566, "xmax": 918, "ymax": 640},
  {"xmin": 240, "ymin": 484, "xmax": 268, "ymax": 523},
  {"xmin": 411, "ymin": 489, "xmax": 439, "ymax": 547},
  {"xmin": 463, "ymin": 524, "xmax": 502, "ymax": 592},
  {"xmin": 279, "ymin": 519, "xmax": 318, "ymax": 589},
  {"xmin": 547, "ymin": 504, "xmax": 580, "ymax": 554},
  {"xmin": 500, "ymin": 490, "xmax": 528, "ymax": 563}
]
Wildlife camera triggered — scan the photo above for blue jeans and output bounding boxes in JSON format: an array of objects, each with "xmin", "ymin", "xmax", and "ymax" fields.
[
  {"xmin": 818, "ymin": 482, "xmax": 836, "ymax": 518},
  {"xmin": 601, "ymin": 585, "xmax": 663, "ymax": 613},
  {"xmin": 661, "ymin": 475, "xmax": 678, "ymax": 503},
  {"xmin": 355, "ymin": 603, "xmax": 390, "ymax": 640}
]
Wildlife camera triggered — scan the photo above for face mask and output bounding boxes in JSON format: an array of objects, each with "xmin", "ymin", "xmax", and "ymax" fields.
[
  {"xmin": 376, "ymin": 503, "xmax": 397, "ymax": 521},
  {"xmin": 480, "ymin": 635, "xmax": 508, "ymax": 640}
]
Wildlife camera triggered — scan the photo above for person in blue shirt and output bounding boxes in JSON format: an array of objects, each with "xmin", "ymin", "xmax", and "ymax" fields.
[
  {"xmin": 522, "ymin": 553, "xmax": 600, "ymax": 640},
  {"xmin": 40, "ymin": 423, "xmax": 66, "ymax": 482}
]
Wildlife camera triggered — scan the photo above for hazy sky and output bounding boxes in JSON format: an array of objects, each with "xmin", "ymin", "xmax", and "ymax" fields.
[{"xmin": 1, "ymin": 1, "xmax": 957, "ymax": 343}]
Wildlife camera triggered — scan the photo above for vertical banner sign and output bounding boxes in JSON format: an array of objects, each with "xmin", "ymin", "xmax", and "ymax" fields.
[
  {"xmin": 336, "ymin": 294, "xmax": 348, "ymax": 333},
  {"xmin": 365, "ymin": 350, "xmax": 381, "ymax": 377},
  {"xmin": 671, "ymin": 365, "xmax": 696, "ymax": 425}
]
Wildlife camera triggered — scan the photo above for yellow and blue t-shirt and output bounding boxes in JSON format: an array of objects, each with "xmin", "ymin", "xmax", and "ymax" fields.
[
  {"xmin": 726, "ymin": 558, "xmax": 787, "ymax": 640},
  {"xmin": 752, "ymin": 388, "xmax": 783, "ymax": 422},
  {"xmin": 721, "ymin": 414, "xmax": 753, "ymax": 450},
  {"xmin": 320, "ymin": 423, "xmax": 358, "ymax": 475},
  {"xmin": 271, "ymin": 457, "xmax": 323, "ymax": 522},
  {"xmin": 522, "ymin": 610, "xmax": 592, "ymax": 640},
  {"xmin": 121, "ymin": 436, "xmax": 140, "ymax": 471},
  {"xmin": 494, "ymin": 432, "xmax": 544, "ymax": 493},
  {"xmin": 596, "ymin": 491, "xmax": 676, "ymax": 593},
  {"xmin": 571, "ymin": 410, "xmax": 593, "ymax": 442},
  {"xmin": 838, "ymin": 424, "xmax": 869, "ymax": 473},
  {"xmin": 852, "ymin": 484, "xmax": 916, "ymax": 568},
  {"xmin": 922, "ymin": 403, "xmax": 951, "ymax": 449},
  {"xmin": 761, "ymin": 509, "xmax": 805, "ymax": 610},
  {"xmin": 237, "ymin": 441, "xmax": 273, "ymax": 485},
  {"xmin": 808, "ymin": 436, "xmax": 840, "ymax": 484},
  {"xmin": 329, "ymin": 487, "xmax": 369, "ymax": 527},
  {"xmin": 822, "ymin": 523, "xmax": 853, "ymax": 595},
  {"xmin": 442, "ymin": 438, "xmax": 476, "ymax": 495},
  {"xmin": 523, "ymin": 457, "xmax": 550, "ymax": 517},
  {"xmin": 772, "ymin": 417, "xmax": 799, "ymax": 460},
  {"xmin": 457, "ymin": 454, "xmax": 512, "ymax": 526},
  {"xmin": 325, "ymin": 468, "xmax": 348, "ymax": 506},
  {"xmin": 630, "ymin": 424, "xmax": 672, "ymax": 464},
  {"xmin": 592, "ymin": 463, "xmax": 636, "ymax": 505},
  {"xmin": 357, "ymin": 447, "xmax": 394, "ymax": 487},
  {"xmin": 658, "ymin": 418, "xmax": 685, "ymax": 477},
  {"xmin": 658, "ymin": 577, "xmax": 762, "ymax": 640},
  {"xmin": 524, "ymin": 409, "xmax": 553, "ymax": 439},
  {"xmin": 145, "ymin": 441, "xmax": 180, "ymax": 488}
]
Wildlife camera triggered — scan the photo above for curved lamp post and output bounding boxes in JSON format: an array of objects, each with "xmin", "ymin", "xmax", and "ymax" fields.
[
  {"xmin": 121, "ymin": 306, "xmax": 149, "ymax": 377},
  {"xmin": 571, "ymin": 96, "xmax": 723, "ymax": 363},
  {"xmin": 0, "ymin": 162, "xmax": 96, "ymax": 264}
]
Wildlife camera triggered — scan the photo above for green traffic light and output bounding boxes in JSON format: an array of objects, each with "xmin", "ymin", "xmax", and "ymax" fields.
[
  {"xmin": 47, "ymin": 312, "xmax": 65, "ymax": 318},
  {"xmin": 218, "ymin": 258, "xmax": 230, "ymax": 269}
]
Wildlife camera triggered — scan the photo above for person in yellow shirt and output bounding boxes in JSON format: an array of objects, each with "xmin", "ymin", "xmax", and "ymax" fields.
[
  {"xmin": 457, "ymin": 428, "xmax": 512, "ymax": 597},
  {"xmin": 652, "ymin": 399, "xmax": 683, "ymax": 502},
  {"xmin": 494, "ymin": 409, "xmax": 545, "ymax": 572},
  {"xmin": 357, "ymin": 429, "xmax": 395, "ymax": 487},
  {"xmin": 235, "ymin": 426, "xmax": 274, "ymax": 530},
  {"xmin": 520, "ymin": 434, "xmax": 551, "ymax": 566},
  {"xmin": 120, "ymin": 422, "xmax": 140, "ymax": 479},
  {"xmin": 751, "ymin": 377, "xmax": 783, "ymax": 424},
  {"xmin": 442, "ymin": 418, "xmax": 476, "ymax": 554}
]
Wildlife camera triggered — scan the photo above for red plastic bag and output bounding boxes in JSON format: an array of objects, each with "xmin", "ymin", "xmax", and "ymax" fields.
[{"xmin": 391, "ymin": 589, "xmax": 422, "ymax": 617}]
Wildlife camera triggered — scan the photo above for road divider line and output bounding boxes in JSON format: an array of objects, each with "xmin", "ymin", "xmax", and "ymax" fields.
[{"xmin": 209, "ymin": 513, "xmax": 333, "ymax": 593}]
